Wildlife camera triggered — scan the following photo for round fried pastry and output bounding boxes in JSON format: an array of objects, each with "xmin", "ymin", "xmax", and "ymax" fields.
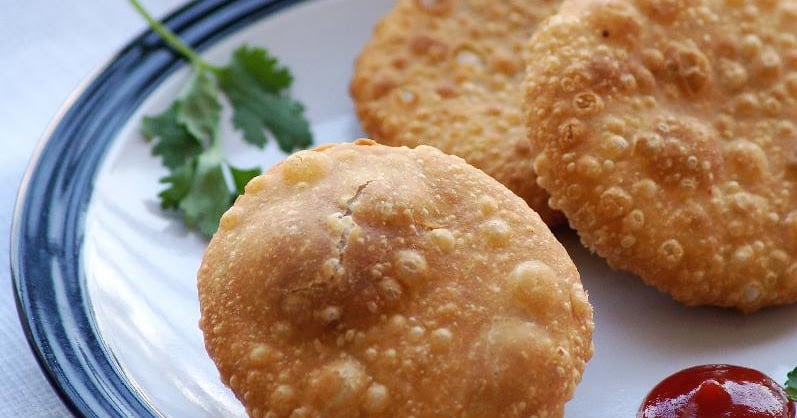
[
  {"xmin": 198, "ymin": 139, "xmax": 593, "ymax": 417},
  {"xmin": 350, "ymin": 0, "xmax": 563, "ymax": 225},
  {"xmin": 524, "ymin": 0, "xmax": 797, "ymax": 312}
]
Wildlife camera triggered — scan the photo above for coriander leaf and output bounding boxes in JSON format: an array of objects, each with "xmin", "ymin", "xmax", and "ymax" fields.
[
  {"xmin": 229, "ymin": 165, "xmax": 261, "ymax": 197},
  {"xmin": 158, "ymin": 152, "xmax": 242, "ymax": 237},
  {"xmin": 158, "ymin": 161, "xmax": 194, "ymax": 209},
  {"xmin": 165, "ymin": 151, "xmax": 231, "ymax": 237},
  {"xmin": 229, "ymin": 45, "xmax": 292, "ymax": 93},
  {"xmin": 142, "ymin": 103, "xmax": 202, "ymax": 169},
  {"xmin": 177, "ymin": 70, "xmax": 222, "ymax": 147},
  {"xmin": 216, "ymin": 46, "xmax": 312, "ymax": 152},
  {"xmin": 786, "ymin": 367, "xmax": 797, "ymax": 401},
  {"xmin": 230, "ymin": 94, "xmax": 312, "ymax": 152}
]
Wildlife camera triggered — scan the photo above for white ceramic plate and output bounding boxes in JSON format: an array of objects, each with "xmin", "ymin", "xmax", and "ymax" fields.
[{"xmin": 13, "ymin": 0, "xmax": 797, "ymax": 417}]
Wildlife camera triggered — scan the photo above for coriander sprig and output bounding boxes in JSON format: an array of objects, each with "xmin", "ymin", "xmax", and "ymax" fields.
[{"xmin": 131, "ymin": 0, "xmax": 313, "ymax": 236}]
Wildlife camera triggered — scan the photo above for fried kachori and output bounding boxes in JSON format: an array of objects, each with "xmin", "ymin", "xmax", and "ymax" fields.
[
  {"xmin": 198, "ymin": 139, "xmax": 593, "ymax": 417},
  {"xmin": 351, "ymin": 0, "xmax": 563, "ymax": 225},
  {"xmin": 525, "ymin": 0, "xmax": 797, "ymax": 312}
]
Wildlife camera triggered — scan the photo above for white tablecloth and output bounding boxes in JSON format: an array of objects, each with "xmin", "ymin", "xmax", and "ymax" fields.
[{"xmin": 0, "ymin": 1, "xmax": 183, "ymax": 416}]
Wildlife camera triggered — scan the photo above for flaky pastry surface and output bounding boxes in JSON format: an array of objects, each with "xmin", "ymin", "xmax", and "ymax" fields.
[
  {"xmin": 350, "ymin": 0, "xmax": 563, "ymax": 225},
  {"xmin": 198, "ymin": 140, "xmax": 593, "ymax": 417},
  {"xmin": 525, "ymin": 0, "xmax": 797, "ymax": 311}
]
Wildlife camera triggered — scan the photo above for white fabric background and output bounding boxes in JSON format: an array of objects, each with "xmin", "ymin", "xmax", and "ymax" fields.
[{"xmin": 0, "ymin": 1, "xmax": 183, "ymax": 416}]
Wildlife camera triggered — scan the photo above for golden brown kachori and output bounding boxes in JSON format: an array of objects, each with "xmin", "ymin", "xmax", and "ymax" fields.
[
  {"xmin": 525, "ymin": 0, "xmax": 797, "ymax": 312},
  {"xmin": 198, "ymin": 139, "xmax": 593, "ymax": 417},
  {"xmin": 351, "ymin": 0, "xmax": 563, "ymax": 225}
]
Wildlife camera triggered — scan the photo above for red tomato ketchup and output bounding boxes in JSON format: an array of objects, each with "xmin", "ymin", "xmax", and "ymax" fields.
[{"xmin": 638, "ymin": 365, "xmax": 795, "ymax": 418}]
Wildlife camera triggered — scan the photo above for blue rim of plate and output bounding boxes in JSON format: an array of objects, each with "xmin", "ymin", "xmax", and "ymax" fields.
[{"xmin": 10, "ymin": 0, "xmax": 307, "ymax": 416}]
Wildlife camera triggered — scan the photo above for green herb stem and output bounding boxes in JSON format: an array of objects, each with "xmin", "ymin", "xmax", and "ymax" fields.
[{"xmin": 128, "ymin": 0, "xmax": 219, "ymax": 72}]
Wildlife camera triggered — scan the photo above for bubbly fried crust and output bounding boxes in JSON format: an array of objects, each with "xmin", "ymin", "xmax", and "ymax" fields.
[
  {"xmin": 350, "ymin": 0, "xmax": 563, "ymax": 225},
  {"xmin": 525, "ymin": 0, "xmax": 797, "ymax": 312},
  {"xmin": 198, "ymin": 140, "xmax": 593, "ymax": 417}
]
